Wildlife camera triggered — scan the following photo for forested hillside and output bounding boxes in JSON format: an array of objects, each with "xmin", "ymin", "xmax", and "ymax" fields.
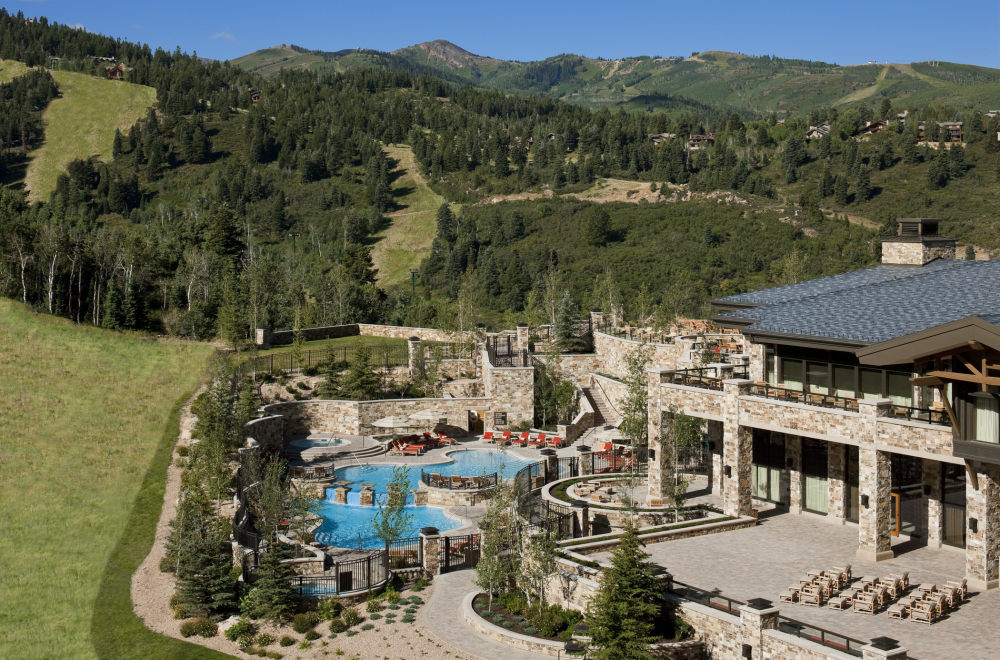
[{"xmin": 0, "ymin": 9, "xmax": 994, "ymax": 346}]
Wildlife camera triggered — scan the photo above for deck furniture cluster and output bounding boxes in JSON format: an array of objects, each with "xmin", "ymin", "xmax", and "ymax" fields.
[{"xmin": 481, "ymin": 430, "xmax": 563, "ymax": 448}]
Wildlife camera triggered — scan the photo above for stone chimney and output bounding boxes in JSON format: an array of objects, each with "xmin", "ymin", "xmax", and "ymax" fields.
[{"xmin": 881, "ymin": 218, "xmax": 956, "ymax": 265}]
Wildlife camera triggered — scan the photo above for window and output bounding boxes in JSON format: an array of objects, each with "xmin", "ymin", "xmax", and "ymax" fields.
[
  {"xmin": 766, "ymin": 353, "xmax": 776, "ymax": 384},
  {"xmin": 807, "ymin": 362, "xmax": 829, "ymax": 395},
  {"xmin": 942, "ymin": 464, "xmax": 966, "ymax": 548},
  {"xmin": 801, "ymin": 438, "xmax": 828, "ymax": 514},
  {"xmin": 781, "ymin": 359, "xmax": 803, "ymax": 390},
  {"xmin": 494, "ymin": 412, "xmax": 507, "ymax": 426},
  {"xmin": 860, "ymin": 369, "xmax": 882, "ymax": 400},
  {"xmin": 834, "ymin": 366, "xmax": 856, "ymax": 398},
  {"xmin": 887, "ymin": 372, "xmax": 912, "ymax": 407},
  {"xmin": 973, "ymin": 392, "xmax": 999, "ymax": 444}
]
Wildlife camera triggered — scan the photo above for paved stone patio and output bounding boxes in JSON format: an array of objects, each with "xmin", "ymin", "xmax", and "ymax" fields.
[{"xmin": 593, "ymin": 508, "xmax": 997, "ymax": 659}]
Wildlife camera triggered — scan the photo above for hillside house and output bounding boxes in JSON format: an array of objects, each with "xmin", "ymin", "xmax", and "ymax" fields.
[
  {"xmin": 651, "ymin": 217, "xmax": 1000, "ymax": 591},
  {"xmin": 248, "ymin": 87, "xmax": 261, "ymax": 103},
  {"xmin": 918, "ymin": 121, "xmax": 964, "ymax": 143},
  {"xmin": 105, "ymin": 62, "xmax": 127, "ymax": 80},
  {"xmin": 805, "ymin": 122, "xmax": 830, "ymax": 141},
  {"xmin": 859, "ymin": 119, "xmax": 889, "ymax": 136},
  {"xmin": 687, "ymin": 133, "xmax": 715, "ymax": 150}
]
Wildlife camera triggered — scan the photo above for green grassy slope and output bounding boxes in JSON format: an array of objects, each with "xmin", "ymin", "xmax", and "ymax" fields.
[
  {"xmin": 234, "ymin": 42, "xmax": 1000, "ymax": 115},
  {"xmin": 0, "ymin": 58, "xmax": 28, "ymax": 83},
  {"xmin": 24, "ymin": 70, "xmax": 156, "ymax": 202},
  {"xmin": 0, "ymin": 299, "xmax": 218, "ymax": 659}
]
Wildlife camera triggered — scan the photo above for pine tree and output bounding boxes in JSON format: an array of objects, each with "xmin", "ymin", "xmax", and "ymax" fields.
[
  {"xmin": 112, "ymin": 128, "xmax": 123, "ymax": 160},
  {"xmin": 833, "ymin": 175, "xmax": 849, "ymax": 205},
  {"xmin": 587, "ymin": 524, "xmax": 661, "ymax": 660},
  {"xmin": 818, "ymin": 132, "xmax": 832, "ymax": 159},
  {"xmin": 436, "ymin": 203, "xmax": 456, "ymax": 244},
  {"xmin": 855, "ymin": 167, "xmax": 872, "ymax": 202},
  {"xmin": 249, "ymin": 545, "xmax": 298, "ymax": 622},
  {"xmin": 175, "ymin": 516, "xmax": 238, "ymax": 618},
  {"xmin": 340, "ymin": 340, "xmax": 381, "ymax": 400}
]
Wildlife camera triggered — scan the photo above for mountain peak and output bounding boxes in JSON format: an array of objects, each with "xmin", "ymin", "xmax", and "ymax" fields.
[{"xmin": 393, "ymin": 39, "xmax": 496, "ymax": 68}]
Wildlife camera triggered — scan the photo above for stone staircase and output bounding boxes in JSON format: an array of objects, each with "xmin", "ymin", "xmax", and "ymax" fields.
[{"xmin": 583, "ymin": 386, "xmax": 621, "ymax": 428}]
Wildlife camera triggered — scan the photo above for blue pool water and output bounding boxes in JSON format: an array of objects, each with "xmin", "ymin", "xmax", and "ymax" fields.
[
  {"xmin": 314, "ymin": 449, "xmax": 537, "ymax": 549},
  {"xmin": 288, "ymin": 437, "xmax": 347, "ymax": 449}
]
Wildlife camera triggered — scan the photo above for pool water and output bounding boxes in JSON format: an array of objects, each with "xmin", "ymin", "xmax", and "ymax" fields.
[
  {"xmin": 314, "ymin": 449, "xmax": 537, "ymax": 549},
  {"xmin": 288, "ymin": 437, "xmax": 347, "ymax": 450}
]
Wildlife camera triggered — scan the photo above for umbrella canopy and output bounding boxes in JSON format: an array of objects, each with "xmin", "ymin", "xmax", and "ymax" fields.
[
  {"xmin": 408, "ymin": 408, "xmax": 442, "ymax": 422},
  {"xmin": 372, "ymin": 415, "xmax": 413, "ymax": 429}
]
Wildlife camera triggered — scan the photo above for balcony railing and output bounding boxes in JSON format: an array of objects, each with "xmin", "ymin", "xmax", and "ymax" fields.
[
  {"xmin": 887, "ymin": 404, "xmax": 952, "ymax": 427},
  {"xmin": 663, "ymin": 365, "xmax": 748, "ymax": 390},
  {"xmin": 748, "ymin": 384, "xmax": 860, "ymax": 412},
  {"xmin": 776, "ymin": 616, "xmax": 865, "ymax": 657}
]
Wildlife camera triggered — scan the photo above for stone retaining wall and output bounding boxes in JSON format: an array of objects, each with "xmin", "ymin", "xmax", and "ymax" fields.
[
  {"xmin": 594, "ymin": 331, "xmax": 684, "ymax": 379},
  {"xmin": 420, "ymin": 484, "xmax": 496, "ymax": 507},
  {"xmin": 738, "ymin": 395, "xmax": 858, "ymax": 444},
  {"xmin": 262, "ymin": 397, "xmax": 491, "ymax": 435},
  {"xmin": 462, "ymin": 592, "xmax": 567, "ymax": 657},
  {"xmin": 557, "ymin": 395, "xmax": 594, "ymax": 444},
  {"xmin": 658, "ymin": 382, "xmax": 725, "ymax": 421},
  {"xmin": 257, "ymin": 323, "xmax": 470, "ymax": 348},
  {"xmin": 482, "ymin": 349, "xmax": 533, "ymax": 429},
  {"xmin": 592, "ymin": 373, "xmax": 628, "ymax": 413},
  {"xmin": 876, "ymin": 417, "xmax": 953, "ymax": 457},
  {"xmin": 245, "ymin": 414, "xmax": 284, "ymax": 452},
  {"xmin": 538, "ymin": 353, "xmax": 602, "ymax": 388},
  {"xmin": 565, "ymin": 516, "xmax": 756, "ymax": 554}
]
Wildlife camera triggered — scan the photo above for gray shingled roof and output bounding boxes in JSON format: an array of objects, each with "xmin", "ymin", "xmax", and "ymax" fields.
[{"xmin": 716, "ymin": 259, "xmax": 1000, "ymax": 344}]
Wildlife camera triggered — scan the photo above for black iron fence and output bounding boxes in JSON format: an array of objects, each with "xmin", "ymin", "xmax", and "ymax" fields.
[
  {"xmin": 246, "ymin": 550, "xmax": 388, "ymax": 596},
  {"xmin": 663, "ymin": 366, "xmax": 748, "ymax": 390},
  {"xmin": 518, "ymin": 496, "xmax": 577, "ymax": 539},
  {"xmin": 290, "ymin": 464, "xmax": 335, "ymax": 480},
  {"xmin": 386, "ymin": 536, "xmax": 422, "ymax": 569},
  {"xmin": 425, "ymin": 342, "xmax": 477, "ymax": 361},
  {"xmin": 512, "ymin": 457, "xmax": 578, "ymax": 498},
  {"xmin": 585, "ymin": 446, "xmax": 649, "ymax": 475},
  {"xmin": 888, "ymin": 404, "xmax": 952, "ymax": 427},
  {"xmin": 242, "ymin": 345, "xmax": 409, "ymax": 376},
  {"xmin": 666, "ymin": 580, "xmax": 744, "ymax": 615},
  {"xmin": 776, "ymin": 616, "xmax": 865, "ymax": 657},
  {"xmin": 749, "ymin": 383, "xmax": 859, "ymax": 411},
  {"xmin": 420, "ymin": 469, "xmax": 498, "ymax": 489},
  {"xmin": 486, "ymin": 336, "xmax": 530, "ymax": 367},
  {"xmin": 442, "ymin": 533, "xmax": 481, "ymax": 572}
]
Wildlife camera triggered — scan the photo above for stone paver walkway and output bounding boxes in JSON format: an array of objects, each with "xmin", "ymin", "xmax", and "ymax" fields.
[
  {"xmin": 421, "ymin": 570, "xmax": 553, "ymax": 660},
  {"xmin": 593, "ymin": 512, "xmax": 998, "ymax": 659}
]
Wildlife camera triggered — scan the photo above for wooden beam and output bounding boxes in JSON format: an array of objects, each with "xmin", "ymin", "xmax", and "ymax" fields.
[
  {"xmin": 968, "ymin": 341, "xmax": 986, "ymax": 352},
  {"xmin": 927, "ymin": 370, "xmax": 1000, "ymax": 387},
  {"xmin": 956, "ymin": 353, "xmax": 983, "ymax": 377},
  {"xmin": 910, "ymin": 375, "xmax": 944, "ymax": 386},
  {"xmin": 938, "ymin": 392, "xmax": 960, "ymax": 434},
  {"xmin": 966, "ymin": 460, "xmax": 979, "ymax": 491}
]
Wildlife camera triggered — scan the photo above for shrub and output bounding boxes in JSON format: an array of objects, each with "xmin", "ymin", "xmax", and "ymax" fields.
[
  {"xmin": 176, "ymin": 444, "xmax": 190, "ymax": 456},
  {"xmin": 224, "ymin": 618, "xmax": 257, "ymax": 643},
  {"xmin": 530, "ymin": 610, "xmax": 566, "ymax": 638},
  {"xmin": 345, "ymin": 630, "xmax": 358, "ymax": 637},
  {"xmin": 341, "ymin": 607, "xmax": 361, "ymax": 627},
  {"xmin": 503, "ymin": 621, "xmax": 514, "ymax": 629},
  {"xmin": 490, "ymin": 614, "xmax": 504, "ymax": 624},
  {"xmin": 384, "ymin": 587, "xmax": 401, "ymax": 604},
  {"xmin": 523, "ymin": 626, "xmax": 537, "ymax": 635},
  {"xmin": 266, "ymin": 652, "xmax": 282, "ymax": 660},
  {"xmin": 365, "ymin": 597, "xmax": 383, "ymax": 613},
  {"xmin": 279, "ymin": 635, "xmax": 295, "ymax": 647},
  {"xmin": 293, "ymin": 391, "xmax": 303, "ymax": 400},
  {"xmin": 254, "ymin": 633, "xmax": 275, "ymax": 647},
  {"xmin": 302, "ymin": 365, "xmax": 319, "ymax": 377},
  {"xmin": 411, "ymin": 577, "xmax": 428, "ymax": 591},
  {"xmin": 285, "ymin": 385, "xmax": 296, "ymax": 394},
  {"xmin": 328, "ymin": 618, "xmax": 347, "ymax": 633},
  {"xmin": 297, "ymin": 641, "xmax": 311, "ymax": 649},
  {"xmin": 370, "ymin": 612, "xmax": 383, "ymax": 620},
  {"xmin": 408, "ymin": 596, "xmax": 424, "ymax": 605},
  {"xmin": 292, "ymin": 611, "xmax": 320, "ymax": 633},
  {"xmin": 360, "ymin": 623, "xmax": 374, "ymax": 631},
  {"xmin": 387, "ymin": 604, "xmax": 400, "ymax": 611},
  {"xmin": 401, "ymin": 614, "xmax": 415, "ymax": 624},
  {"xmin": 498, "ymin": 592, "xmax": 527, "ymax": 615},
  {"xmin": 297, "ymin": 381, "xmax": 310, "ymax": 390},
  {"xmin": 304, "ymin": 630, "xmax": 320, "ymax": 641},
  {"xmin": 319, "ymin": 597, "xmax": 343, "ymax": 620},
  {"xmin": 180, "ymin": 617, "xmax": 217, "ymax": 638}
]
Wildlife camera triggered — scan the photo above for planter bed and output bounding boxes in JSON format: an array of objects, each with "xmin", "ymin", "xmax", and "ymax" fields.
[
  {"xmin": 470, "ymin": 593, "xmax": 577, "ymax": 644},
  {"xmin": 548, "ymin": 475, "xmax": 722, "ymax": 514}
]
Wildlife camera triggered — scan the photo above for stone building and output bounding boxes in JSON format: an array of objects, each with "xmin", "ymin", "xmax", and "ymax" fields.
[{"xmin": 651, "ymin": 218, "xmax": 1000, "ymax": 590}]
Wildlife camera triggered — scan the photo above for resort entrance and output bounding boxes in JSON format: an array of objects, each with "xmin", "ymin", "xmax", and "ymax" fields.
[
  {"xmin": 751, "ymin": 430, "xmax": 786, "ymax": 504},
  {"xmin": 890, "ymin": 455, "xmax": 924, "ymax": 538},
  {"xmin": 442, "ymin": 533, "xmax": 481, "ymax": 573}
]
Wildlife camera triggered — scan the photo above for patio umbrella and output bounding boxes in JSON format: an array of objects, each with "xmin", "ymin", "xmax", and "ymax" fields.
[
  {"xmin": 408, "ymin": 408, "xmax": 443, "ymax": 425},
  {"xmin": 372, "ymin": 415, "xmax": 414, "ymax": 442}
]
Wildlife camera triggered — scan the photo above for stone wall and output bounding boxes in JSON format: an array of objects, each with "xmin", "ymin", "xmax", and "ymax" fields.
[
  {"xmin": 262, "ymin": 396, "xmax": 492, "ymax": 435},
  {"xmin": 462, "ymin": 593, "xmax": 568, "ymax": 657},
  {"xmin": 593, "ymin": 373, "xmax": 628, "ymax": 413},
  {"xmin": 881, "ymin": 239, "xmax": 956, "ymax": 266},
  {"xmin": 738, "ymin": 395, "xmax": 859, "ymax": 444},
  {"xmin": 482, "ymin": 349, "xmax": 534, "ymax": 429},
  {"xmin": 543, "ymin": 557, "xmax": 602, "ymax": 612},
  {"xmin": 557, "ymin": 396, "xmax": 594, "ymax": 444},
  {"xmin": 257, "ymin": 322, "xmax": 470, "ymax": 348},
  {"xmin": 876, "ymin": 418, "xmax": 953, "ymax": 457},
  {"xmin": 658, "ymin": 382, "xmax": 725, "ymax": 421},
  {"xmin": 441, "ymin": 378, "xmax": 484, "ymax": 398},
  {"xmin": 245, "ymin": 414, "xmax": 284, "ymax": 452},
  {"xmin": 420, "ymin": 483, "xmax": 496, "ymax": 507},
  {"xmin": 594, "ymin": 331, "xmax": 684, "ymax": 379},
  {"xmin": 537, "ymin": 353, "xmax": 603, "ymax": 388}
]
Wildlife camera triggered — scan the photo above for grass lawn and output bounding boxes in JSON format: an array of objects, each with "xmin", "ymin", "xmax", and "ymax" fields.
[
  {"xmin": 25, "ymin": 70, "xmax": 156, "ymax": 202},
  {"xmin": 0, "ymin": 58, "xmax": 29, "ymax": 83},
  {"xmin": 0, "ymin": 299, "xmax": 226, "ymax": 659},
  {"xmin": 370, "ymin": 144, "xmax": 451, "ymax": 286},
  {"xmin": 256, "ymin": 334, "xmax": 409, "ymax": 356}
]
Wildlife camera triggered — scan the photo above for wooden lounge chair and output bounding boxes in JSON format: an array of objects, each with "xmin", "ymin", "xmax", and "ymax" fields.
[
  {"xmin": 313, "ymin": 466, "xmax": 326, "ymax": 479},
  {"xmin": 482, "ymin": 430, "xmax": 494, "ymax": 443},
  {"xmin": 887, "ymin": 602, "xmax": 907, "ymax": 620},
  {"xmin": 430, "ymin": 473, "xmax": 445, "ymax": 488},
  {"xmin": 512, "ymin": 432, "xmax": 530, "ymax": 446},
  {"xmin": 779, "ymin": 587, "xmax": 799, "ymax": 603},
  {"xmin": 945, "ymin": 578, "xmax": 967, "ymax": 601},
  {"xmin": 529, "ymin": 433, "xmax": 546, "ymax": 448},
  {"xmin": 936, "ymin": 586, "xmax": 959, "ymax": 608},
  {"xmin": 548, "ymin": 436, "xmax": 563, "ymax": 448},
  {"xmin": 799, "ymin": 587, "xmax": 822, "ymax": 607},
  {"xmin": 910, "ymin": 600, "xmax": 937, "ymax": 624},
  {"xmin": 852, "ymin": 593, "xmax": 876, "ymax": 615},
  {"xmin": 827, "ymin": 595, "xmax": 849, "ymax": 610},
  {"xmin": 450, "ymin": 475, "xmax": 466, "ymax": 489}
]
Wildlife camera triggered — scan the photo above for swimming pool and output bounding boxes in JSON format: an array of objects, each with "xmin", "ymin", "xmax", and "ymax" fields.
[
  {"xmin": 287, "ymin": 437, "xmax": 347, "ymax": 450},
  {"xmin": 313, "ymin": 449, "xmax": 538, "ymax": 549}
]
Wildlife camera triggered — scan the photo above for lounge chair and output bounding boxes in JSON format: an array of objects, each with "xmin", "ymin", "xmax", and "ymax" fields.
[
  {"xmin": 827, "ymin": 595, "xmax": 849, "ymax": 610},
  {"xmin": 945, "ymin": 578, "xmax": 967, "ymax": 601},
  {"xmin": 779, "ymin": 587, "xmax": 799, "ymax": 603},
  {"xmin": 887, "ymin": 602, "xmax": 907, "ymax": 620},
  {"xmin": 450, "ymin": 475, "xmax": 465, "ymax": 489},
  {"xmin": 313, "ymin": 466, "xmax": 326, "ymax": 479},
  {"xmin": 547, "ymin": 436, "xmax": 563, "ymax": 448},
  {"xmin": 852, "ymin": 593, "xmax": 876, "ymax": 615},
  {"xmin": 430, "ymin": 473, "xmax": 445, "ymax": 488},
  {"xmin": 502, "ymin": 430, "xmax": 512, "ymax": 444},
  {"xmin": 482, "ymin": 431, "xmax": 494, "ymax": 442},
  {"xmin": 529, "ymin": 433, "xmax": 546, "ymax": 448},
  {"xmin": 401, "ymin": 444, "xmax": 423, "ymax": 455},
  {"xmin": 799, "ymin": 587, "xmax": 822, "ymax": 607},
  {"xmin": 512, "ymin": 432, "xmax": 530, "ymax": 446},
  {"xmin": 910, "ymin": 600, "xmax": 937, "ymax": 624},
  {"xmin": 438, "ymin": 435, "xmax": 456, "ymax": 445}
]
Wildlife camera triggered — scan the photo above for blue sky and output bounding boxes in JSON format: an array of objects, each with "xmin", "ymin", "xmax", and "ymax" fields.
[{"xmin": 7, "ymin": 1, "xmax": 1000, "ymax": 67}]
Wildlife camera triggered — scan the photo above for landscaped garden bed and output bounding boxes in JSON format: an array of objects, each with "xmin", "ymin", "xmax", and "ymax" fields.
[{"xmin": 471, "ymin": 592, "xmax": 582, "ymax": 643}]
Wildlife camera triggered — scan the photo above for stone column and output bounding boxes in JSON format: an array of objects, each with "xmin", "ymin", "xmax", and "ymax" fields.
[
  {"xmin": 923, "ymin": 459, "xmax": 942, "ymax": 548},
  {"xmin": 708, "ymin": 420, "xmax": 723, "ymax": 496},
  {"xmin": 516, "ymin": 323, "xmax": 530, "ymax": 352},
  {"xmin": 419, "ymin": 527, "xmax": 442, "ymax": 576},
  {"xmin": 738, "ymin": 599, "xmax": 778, "ymax": 660},
  {"xmin": 571, "ymin": 501, "xmax": 590, "ymax": 537},
  {"xmin": 360, "ymin": 487, "xmax": 374, "ymax": 506},
  {"xmin": 861, "ymin": 639, "xmax": 909, "ymax": 660},
  {"xmin": 857, "ymin": 399, "xmax": 894, "ymax": 562},
  {"xmin": 828, "ymin": 442, "xmax": 846, "ymax": 524},
  {"xmin": 965, "ymin": 465, "xmax": 1000, "ymax": 591},
  {"xmin": 333, "ymin": 486, "xmax": 349, "ymax": 505},
  {"xmin": 722, "ymin": 379, "xmax": 754, "ymax": 517},
  {"xmin": 647, "ymin": 368, "xmax": 669, "ymax": 506},
  {"xmin": 589, "ymin": 309, "xmax": 604, "ymax": 332},
  {"xmin": 407, "ymin": 336, "xmax": 421, "ymax": 380},
  {"xmin": 580, "ymin": 450, "xmax": 594, "ymax": 476},
  {"xmin": 746, "ymin": 341, "xmax": 765, "ymax": 382},
  {"xmin": 785, "ymin": 435, "xmax": 802, "ymax": 513}
]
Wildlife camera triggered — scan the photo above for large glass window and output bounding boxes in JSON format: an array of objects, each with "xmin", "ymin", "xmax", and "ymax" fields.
[
  {"xmin": 860, "ymin": 369, "xmax": 882, "ymax": 400},
  {"xmin": 845, "ymin": 446, "xmax": 859, "ymax": 523},
  {"xmin": 834, "ymin": 366, "xmax": 856, "ymax": 398},
  {"xmin": 751, "ymin": 432, "xmax": 785, "ymax": 503},
  {"xmin": 887, "ymin": 373, "xmax": 913, "ymax": 407},
  {"xmin": 807, "ymin": 362, "xmax": 829, "ymax": 395},
  {"xmin": 766, "ymin": 353, "xmax": 776, "ymax": 384},
  {"xmin": 781, "ymin": 359, "xmax": 803, "ymax": 390},
  {"xmin": 802, "ymin": 439, "xmax": 828, "ymax": 514},
  {"xmin": 973, "ymin": 393, "xmax": 999, "ymax": 444}
]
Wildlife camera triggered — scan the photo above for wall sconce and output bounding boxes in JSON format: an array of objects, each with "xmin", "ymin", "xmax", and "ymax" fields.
[
  {"xmin": 724, "ymin": 465, "xmax": 732, "ymax": 478},
  {"xmin": 861, "ymin": 494, "xmax": 870, "ymax": 508},
  {"xmin": 969, "ymin": 517, "xmax": 978, "ymax": 534}
]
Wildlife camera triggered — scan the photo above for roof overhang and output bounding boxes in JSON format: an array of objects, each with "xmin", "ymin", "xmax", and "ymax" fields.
[
  {"xmin": 856, "ymin": 316, "xmax": 1000, "ymax": 366},
  {"xmin": 739, "ymin": 330, "xmax": 870, "ymax": 352}
]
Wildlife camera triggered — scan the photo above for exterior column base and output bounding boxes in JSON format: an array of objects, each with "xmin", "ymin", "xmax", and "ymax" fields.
[
  {"xmin": 856, "ymin": 548, "xmax": 894, "ymax": 563},
  {"xmin": 966, "ymin": 577, "xmax": 1000, "ymax": 591}
]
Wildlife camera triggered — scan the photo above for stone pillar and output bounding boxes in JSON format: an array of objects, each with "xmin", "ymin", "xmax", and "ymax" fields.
[
  {"xmin": 516, "ymin": 323, "xmax": 530, "ymax": 352},
  {"xmin": 419, "ymin": 527, "xmax": 442, "ymax": 576},
  {"xmin": 708, "ymin": 420, "xmax": 723, "ymax": 496},
  {"xmin": 785, "ymin": 435, "xmax": 802, "ymax": 513},
  {"xmin": 738, "ymin": 600, "xmax": 779, "ymax": 660},
  {"xmin": 571, "ymin": 501, "xmax": 590, "ymax": 537},
  {"xmin": 589, "ymin": 309, "xmax": 604, "ymax": 332},
  {"xmin": 828, "ymin": 442, "xmax": 846, "ymax": 524},
  {"xmin": 333, "ymin": 486, "xmax": 349, "ymax": 505},
  {"xmin": 647, "ymin": 368, "xmax": 669, "ymax": 506},
  {"xmin": 722, "ymin": 379, "xmax": 754, "ymax": 517},
  {"xmin": 411, "ymin": 488, "xmax": 428, "ymax": 506},
  {"xmin": 255, "ymin": 327, "xmax": 272, "ymax": 349},
  {"xmin": 580, "ymin": 450, "xmax": 594, "ymax": 476},
  {"xmin": 857, "ymin": 399, "xmax": 894, "ymax": 563},
  {"xmin": 923, "ymin": 459, "xmax": 942, "ymax": 548},
  {"xmin": 746, "ymin": 341, "xmax": 765, "ymax": 382},
  {"xmin": 360, "ymin": 487, "xmax": 374, "ymax": 506},
  {"xmin": 965, "ymin": 465, "xmax": 1000, "ymax": 590},
  {"xmin": 861, "ymin": 639, "xmax": 908, "ymax": 660},
  {"xmin": 407, "ymin": 336, "xmax": 422, "ymax": 380},
  {"xmin": 544, "ymin": 453, "xmax": 559, "ymax": 482}
]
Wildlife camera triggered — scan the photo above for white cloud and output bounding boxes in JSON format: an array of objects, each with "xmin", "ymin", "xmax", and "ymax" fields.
[{"xmin": 210, "ymin": 31, "xmax": 237, "ymax": 42}]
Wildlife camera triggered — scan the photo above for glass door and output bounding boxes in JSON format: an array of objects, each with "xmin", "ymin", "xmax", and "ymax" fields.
[
  {"xmin": 802, "ymin": 438, "xmax": 828, "ymax": 514},
  {"xmin": 845, "ymin": 446, "xmax": 859, "ymax": 523},
  {"xmin": 751, "ymin": 431, "xmax": 786, "ymax": 504},
  {"xmin": 942, "ymin": 464, "xmax": 966, "ymax": 548},
  {"xmin": 890, "ymin": 454, "xmax": 924, "ymax": 538}
]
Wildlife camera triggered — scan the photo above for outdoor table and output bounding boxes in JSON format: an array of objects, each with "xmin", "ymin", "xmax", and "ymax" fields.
[
  {"xmin": 858, "ymin": 576, "xmax": 877, "ymax": 587},
  {"xmin": 916, "ymin": 583, "xmax": 936, "ymax": 594}
]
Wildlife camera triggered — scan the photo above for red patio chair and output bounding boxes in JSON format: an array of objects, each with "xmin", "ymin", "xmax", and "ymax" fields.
[
  {"xmin": 529, "ymin": 433, "xmax": 546, "ymax": 448},
  {"xmin": 513, "ymin": 432, "xmax": 530, "ymax": 446},
  {"xmin": 548, "ymin": 436, "xmax": 562, "ymax": 448},
  {"xmin": 482, "ymin": 431, "xmax": 494, "ymax": 442},
  {"xmin": 502, "ymin": 430, "xmax": 512, "ymax": 444}
]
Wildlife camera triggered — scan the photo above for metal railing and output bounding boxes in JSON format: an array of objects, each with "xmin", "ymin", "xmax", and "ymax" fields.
[
  {"xmin": 290, "ymin": 464, "xmax": 335, "ymax": 480},
  {"xmin": 245, "ymin": 550, "xmax": 388, "ymax": 596},
  {"xmin": 667, "ymin": 580, "xmax": 744, "ymax": 615},
  {"xmin": 663, "ymin": 365, "xmax": 748, "ymax": 390},
  {"xmin": 486, "ymin": 336, "xmax": 530, "ymax": 368},
  {"xmin": 588, "ymin": 446, "xmax": 649, "ymax": 475},
  {"xmin": 748, "ymin": 383, "xmax": 860, "ymax": 411},
  {"xmin": 888, "ymin": 404, "xmax": 952, "ymax": 427},
  {"xmin": 776, "ymin": 616, "xmax": 865, "ymax": 657},
  {"xmin": 519, "ymin": 496, "xmax": 577, "ymax": 539},
  {"xmin": 425, "ymin": 342, "xmax": 477, "ymax": 361},
  {"xmin": 242, "ymin": 345, "xmax": 409, "ymax": 376},
  {"xmin": 386, "ymin": 536, "xmax": 422, "ymax": 569},
  {"xmin": 420, "ymin": 469, "xmax": 498, "ymax": 489}
]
